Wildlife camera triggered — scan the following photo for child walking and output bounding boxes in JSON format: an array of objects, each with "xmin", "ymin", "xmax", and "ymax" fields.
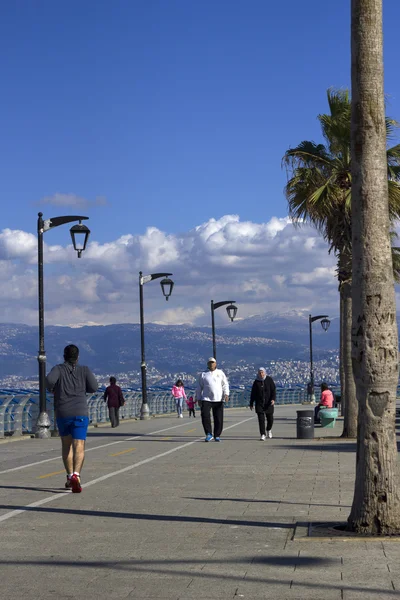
[
  {"xmin": 186, "ymin": 396, "xmax": 196, "ymax": 418},
  {"xmin": 171, "ymin": 379, "xmax": 187, "ymax": 418}
]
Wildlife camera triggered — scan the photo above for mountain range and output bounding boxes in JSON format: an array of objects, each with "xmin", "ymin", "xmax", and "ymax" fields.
[{"xmin": 0, "ymin": 312, "xmax": 340, "ymax": 381}]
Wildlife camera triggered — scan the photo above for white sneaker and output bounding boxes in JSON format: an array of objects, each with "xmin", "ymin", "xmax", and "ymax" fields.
[
  {"xmin": 267, "ymin": 430, "xmax": 273, "ymax": 439},
  {"xmin": 260, "ymin": 434, "xmax": 266, "ymax": 441},
  {"xmin": 179, "ymin": 414, "xmax": 183, "ymax": 418}
]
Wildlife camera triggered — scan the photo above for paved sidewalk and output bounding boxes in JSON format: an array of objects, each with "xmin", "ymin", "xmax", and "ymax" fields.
[{"xmin": 0, "ymin": 405, "xmax": 399, "ymax": 600}]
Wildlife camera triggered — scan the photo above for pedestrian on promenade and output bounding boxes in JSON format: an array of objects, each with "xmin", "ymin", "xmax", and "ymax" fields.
[
  {"xmin": 46, "ymin": 344, "xmax": 98, "ymax": 493},
  {"xmin": 249, "ymin": 367, "xmax": 276, "ymax": 440},
  {"xmin": 186, "ymin": 395, "xmax": 196, "ymax": 418},
  {"xmin": 104, "ymin": 376, "xmax": 125, "ymax": 428},
  {"xmin": 172, "ymin": 379, "xmax": 187, "ymax": 418},
  {"xmin": 195, "ymin": 357, "xmax": 229, "ymax": 442},
  {"xmin": 314, "ymin": 382, "xmax": 334, "ymax": 424}
]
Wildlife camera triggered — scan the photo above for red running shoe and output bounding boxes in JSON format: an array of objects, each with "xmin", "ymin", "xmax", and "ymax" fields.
[
  {"xmin": 65, "ymin": 477, "xmax": 72, "ymax": 490},
  {"xmin": 70, "ymin": 474, "xmax": 82, "ymax": 493}
]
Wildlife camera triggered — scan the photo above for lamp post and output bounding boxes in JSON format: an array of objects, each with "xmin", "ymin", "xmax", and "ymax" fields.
[
  {"xmin": 139, "ymin": 271, "xmax": 174, "ymax": 420},
  {"xmin": 36, "ymin": 212, "xmax": 90, "ymax": 439},
  {"xmin": 308, "ymin": 314, "xmax": 331, "ymax": 402},
  {"xmin": 211, "ymin": 300, "xmax": 238, "ymax": 361}
]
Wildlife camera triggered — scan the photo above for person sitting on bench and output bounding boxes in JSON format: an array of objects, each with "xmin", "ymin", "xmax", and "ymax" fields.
[{"xmin": 314, "ymin": 382, "xmax": 334, "ymax": 423}]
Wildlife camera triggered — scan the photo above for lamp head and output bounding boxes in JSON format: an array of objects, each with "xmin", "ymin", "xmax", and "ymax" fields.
[
  {"xmin": 226, "ymin": 303, "xmax": 238, "ymax": 322},
  {"xmin": 160, "ymin": 277, "xmax": 174, "ymax": 301},
  {"xmin": 70, "ymin": 220, "xmax": 90, "ymax": 258},
  {"xmin": 320, "ymin": 317, "xmax": 330, "ymax": 332}
]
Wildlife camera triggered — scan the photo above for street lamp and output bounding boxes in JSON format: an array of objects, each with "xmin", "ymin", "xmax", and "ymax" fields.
[
  {"xmin": 308, "ymin": 313, "xmax": 331, "ymax": 402},
  {"xmin": 36, "ymin": 212, "xmax": 91, "ymax": 439},
  {"xmin": 69, "ymin": 221, "xmax": 90, "ymax": 257},
  {"xmin": 211, "ymin": 300, "xmax": 238, "ymax": 361},
  {"xmin": 139, "ymin": 271, "xmax": 174, "ymax": 420}
]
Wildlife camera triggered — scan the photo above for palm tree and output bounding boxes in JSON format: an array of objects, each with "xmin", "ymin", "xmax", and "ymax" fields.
[
  {"xmin": 348, "ymin": 0, "xmax": 400, "ymax": 534},
  {"xmin": 282, "ymin": 88, "xmax": 400, "ymax": 438}
]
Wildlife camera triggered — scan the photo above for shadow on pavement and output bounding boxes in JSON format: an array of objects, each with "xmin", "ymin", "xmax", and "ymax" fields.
[
  {"xmin": 0, "ymin": 485, "xmax": 68, "ymax": 494},
  {"xmin": 184, "ymin": 497, "xmax": 351, "ymax": 508},
  {"xmin": 277, "ymin": 443, "xmax": 357, "ymax": 452},
  {"xmin": 0, "ymin": 504, "xmax": 294, "ymax": 529},
  {"xmin": 0, "ymin": 556, "xmax": 397, "ymax": 596},
  {"xmin": 0, "ymin": 555, "xmax": 335, "ymax": 568},
  {"xmin": 87, "ymin": 431, "xmax": 142, "ymax": 437}
]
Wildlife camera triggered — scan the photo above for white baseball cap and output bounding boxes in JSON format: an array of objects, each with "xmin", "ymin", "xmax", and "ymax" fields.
[{"xmin": 207, "ymin": 357, "xmax": 217, "ymax": 363}]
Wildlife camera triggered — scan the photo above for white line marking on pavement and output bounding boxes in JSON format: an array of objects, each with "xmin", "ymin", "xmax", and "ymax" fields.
[
  {"xmin": 0, "ymin": 421, "xmax": 202, "ymax": 475},
  {"xmin": 0, "ymin": 417, "xmax": 253, "ymax": 524}
]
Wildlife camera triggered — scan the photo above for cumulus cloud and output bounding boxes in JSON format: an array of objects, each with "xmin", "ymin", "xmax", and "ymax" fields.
[
  {"xmin": 0, "ymin": 215, "xmax": 341, "ymax": 327},
  {"xmin": 38, "ymin": 193, "xmax": 107, "ymax": 208},
  {"xmin": 0, "ymin": 229, "xmax": 37, "ymax": 260}
]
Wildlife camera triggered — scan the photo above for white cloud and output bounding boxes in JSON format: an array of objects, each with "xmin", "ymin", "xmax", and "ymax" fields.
[
  {"xmin": 153, "ymin": 306, "xmax": 205, "ymax": 325},
  {"xmin": 0, "ymin": 215, "xmax": 341, "ymax": 326},
  {"xmin": 290, "ymin": 267, "xmax": 337, "ymax": 285},
  {"xmin": 0, "ymin": 229, "xmax": 37, "ymax": 260},
  {"xmin": 38, "ymin": 193, "xmax": 107, "ymax": 208}
]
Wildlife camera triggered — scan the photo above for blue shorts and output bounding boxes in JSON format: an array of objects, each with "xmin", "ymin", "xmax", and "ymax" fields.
[{"xmin": 56, "ymin": 416, "xmax": 89, "ymax": 440}]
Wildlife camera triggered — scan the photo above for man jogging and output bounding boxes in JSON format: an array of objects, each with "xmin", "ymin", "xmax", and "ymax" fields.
[
  {"xmin": 195, "ymin": 357, "xmax": 229, "ymax": 442},
  {"xmin": 46, "ymin": 344, "xmax": 98, "ymax": 493}
]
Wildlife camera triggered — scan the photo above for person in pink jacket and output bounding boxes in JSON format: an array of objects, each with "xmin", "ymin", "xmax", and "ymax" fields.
[
  {"xmin": 186, "ymin": 396, "xmax": 196, "ymax": 418},
  {"xmin": 314, "ymin": 382, "xmax": 334, "ymax": 423},
  {"xmin": 171, "ymin": 379, "xmax": 187, "ymax": 418}
]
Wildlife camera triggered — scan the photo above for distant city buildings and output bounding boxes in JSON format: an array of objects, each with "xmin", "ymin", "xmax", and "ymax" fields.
[{"xmin": 0, "ymin": 356, "xmax": 340, "ymax": 390}]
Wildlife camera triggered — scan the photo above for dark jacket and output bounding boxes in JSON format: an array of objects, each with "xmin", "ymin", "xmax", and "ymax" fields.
[
  {"xmin": 46, "ymin": 362, "xmax": 98, "ymax": 418},
  {"xmin": 104, "ymin": 384, "xmax": 124, "ymax": 408},
  {"xmin": 250, "ymin": 376, "xmax": 276, "ymax": 413}
]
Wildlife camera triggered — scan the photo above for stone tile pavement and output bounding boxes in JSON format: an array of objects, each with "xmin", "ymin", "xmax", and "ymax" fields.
[{"xmin": 0, "ymin": 405, "xmax": 399, "ymax": 599}]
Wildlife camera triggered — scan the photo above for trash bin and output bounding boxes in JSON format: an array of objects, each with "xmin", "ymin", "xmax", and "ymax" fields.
[{"xmin": 296, "ymin": 409, "xmax": 314, "ymax": 439}]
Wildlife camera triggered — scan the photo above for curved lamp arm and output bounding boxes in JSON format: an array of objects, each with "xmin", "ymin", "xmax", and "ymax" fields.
[
  {"xmin": 39, "ymin": 213, "xmax": 89, "ymax": 233},
  {"xmin": 310, "ymin": 314, "xmax": 329, "ymax": 324},
  {"xmin": 213, "ymin": 300, "xmax": 236, "ymax": 311},
  {"xmin": 140, "ymin": 272, "xmax": 173, "ymax": 285}
]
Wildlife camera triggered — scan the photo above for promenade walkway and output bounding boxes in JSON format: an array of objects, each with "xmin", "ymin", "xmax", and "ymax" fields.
[{"xmin": 0, "ymin": 405, "xmax": 399, "ymax": 600}]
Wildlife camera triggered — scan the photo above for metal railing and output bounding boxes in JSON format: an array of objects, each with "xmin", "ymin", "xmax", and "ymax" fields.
[{"xmin": 0, "ymin": 386, "xmax": 341, "ymax": 437}]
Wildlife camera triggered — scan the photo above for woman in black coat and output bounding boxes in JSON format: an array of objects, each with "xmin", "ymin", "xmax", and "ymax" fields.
[{"xmin": 249, "ymin": 367, "xmax": 276, "ymax": 440}]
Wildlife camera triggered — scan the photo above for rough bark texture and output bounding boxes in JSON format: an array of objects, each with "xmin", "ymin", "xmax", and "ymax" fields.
[
  {"xmin": 339, "ymin": 290, "xmax": 346, "ymax": 419},
  {"xmin": 348, "ymin": 0, "xmax": 400, "ymax": 534},
  {"xmin": 341, "ymin": 279, "xmax": 358, "ymax": 438}
]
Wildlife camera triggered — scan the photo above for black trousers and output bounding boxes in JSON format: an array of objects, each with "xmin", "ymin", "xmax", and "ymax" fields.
[
  {"xmin": 201, "ymin": 401, "xmax": 224, "ymax": 437},
  {"xmin": 257, "ymin": 410, "xmax": 274, "ymax": 435},
  {"xmin": 109, "ymin": 406, "xmax": 120, "ymax": 427},
  {"xmin": 188, "ymin": 408, "xmax": 196, "ymax": 417}
]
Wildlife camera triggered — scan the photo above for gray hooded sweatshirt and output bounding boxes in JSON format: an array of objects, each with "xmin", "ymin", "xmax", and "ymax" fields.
[{"xmin": 46, "ymin": 362, "xmax": 98, "ymax": 418}]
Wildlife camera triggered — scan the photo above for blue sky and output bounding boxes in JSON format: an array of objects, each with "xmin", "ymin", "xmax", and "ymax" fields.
[{"xmin": 1, "ymin": 1, "xmax": 400, "ymax": 326}]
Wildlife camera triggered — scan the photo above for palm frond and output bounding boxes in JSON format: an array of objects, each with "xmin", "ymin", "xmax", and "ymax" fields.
[
  {"xmin": 391, "ymin": 246, "xmax": 400, "ymax": 283},
  {"xmin": 282, "ymin": 87, "xmax": 400, "ymax": 273}
]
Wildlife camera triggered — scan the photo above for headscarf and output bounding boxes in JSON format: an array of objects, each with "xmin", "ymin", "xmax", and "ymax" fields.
[{"xmin": 256, "ymin": 367, "xmax": 267, "ymax": 381}]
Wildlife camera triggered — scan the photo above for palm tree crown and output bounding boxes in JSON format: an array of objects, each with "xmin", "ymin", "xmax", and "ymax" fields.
[{"xmin": 283, "ymin": 88, "xmax": 400, "ymax": 267}]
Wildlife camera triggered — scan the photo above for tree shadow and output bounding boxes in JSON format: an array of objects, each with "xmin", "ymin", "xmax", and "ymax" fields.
[
  {"xmin": 0, "ymin": 555, "xmax": 334, "ymax": 569},
  {"xmin": 87, "ymin": 431, "xmax": 141, "ymax": 438},
  {"xmin": 183, "ymin": 497, "xmax": 351, "ymax": 508},
  {"xmin": 0, "ymin": 504, "xmax": 294, "ymax": 529},
  {"xmin": 0, "ymin": 485, "xmax": 67, "ymax": 494},
  {"xmin": 277, "ymin": 443, "xmax": 357, "ymax": 452},
  {"xmin": 0, "ymin": 556, "xmax": 396, "ymax": 596}
]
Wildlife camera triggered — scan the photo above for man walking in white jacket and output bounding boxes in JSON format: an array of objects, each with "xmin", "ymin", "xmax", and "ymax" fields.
[{"xmin": 195, "ymin": 357, "xmax": 230, "ymax": 442}]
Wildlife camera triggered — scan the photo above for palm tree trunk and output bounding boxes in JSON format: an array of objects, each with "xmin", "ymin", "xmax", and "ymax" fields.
[
  {"xmin": 339, "ymin": 288, "xmax": 346, "ymax": 417},
  {"xmin": 348, "ymin": 0, "xmax": 400, "ymax": 534},
  {"xmin": 341, "ymin": 279, "xmax": 357, "ymax": 438}
]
